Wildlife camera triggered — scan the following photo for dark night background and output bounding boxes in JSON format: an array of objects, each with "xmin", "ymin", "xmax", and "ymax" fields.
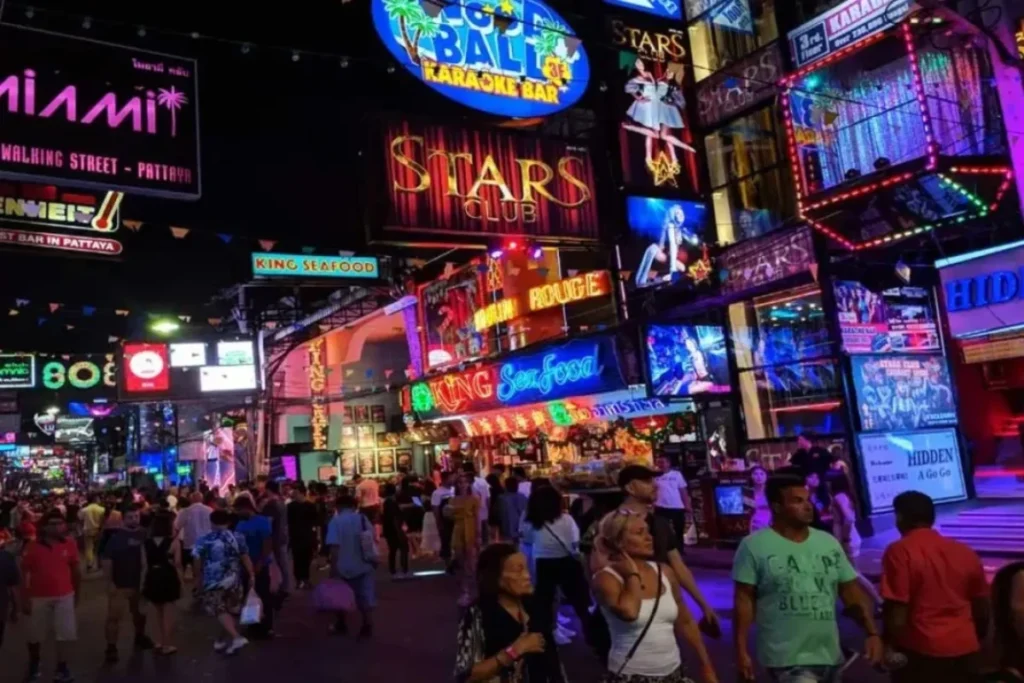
[{"xmin": 0, "ymin": 0, "xmax": 626, "ymax": 352}]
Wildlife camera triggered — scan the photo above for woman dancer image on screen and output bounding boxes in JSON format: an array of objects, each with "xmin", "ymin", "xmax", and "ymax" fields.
[
  {"xmin": 635, "ymin": 204, "xmax": 700, "ymax": 287},
  {"xmin": 622, "ymin": 59, "xmax": 696, "ymax": 173}
]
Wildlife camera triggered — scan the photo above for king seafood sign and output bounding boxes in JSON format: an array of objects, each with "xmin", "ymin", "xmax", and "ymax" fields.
[
  {"xmin": 381, "ymin": 120, "xmax": 598, "ymax": 241},
  {"xmin": 0, "ymin": 25, "xmax": 200, "ymax": 200},
  {"xmin": 371, "ymin": 0, "xmax": 590, "ymax": 118}
]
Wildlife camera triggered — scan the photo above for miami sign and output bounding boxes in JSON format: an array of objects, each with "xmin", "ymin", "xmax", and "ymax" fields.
[{"xmin": 371, "ymin": 0, "xmax": 590, "ymax": 118}]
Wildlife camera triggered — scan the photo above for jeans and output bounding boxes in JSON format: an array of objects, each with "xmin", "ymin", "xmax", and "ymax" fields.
[
  {"xmin": 654, "ymin": 507, "xmax": 687, "ymax": 551},
  {"xmin": 533, "ymin": 556, "xmax": 591, "ymax": 633},
  {"xmin": 767, "ymin": 665, "xmax": 841, "ymax": 682},
  {"xmin": 291, "ymin": 543, "xmax": 313, "ymax": 584}
]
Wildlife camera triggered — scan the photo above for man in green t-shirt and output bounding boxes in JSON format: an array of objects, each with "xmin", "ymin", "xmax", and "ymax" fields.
[{"xmin": 732, "ymin": 474, "xmax": 882, "ymax": 682}]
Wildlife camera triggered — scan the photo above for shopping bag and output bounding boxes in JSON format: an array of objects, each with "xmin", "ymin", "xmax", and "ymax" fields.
[
  {"xmin": 312, "ymin": 578, "xmax": 356, "ymax": 612},
  {"xmin": 239, "ymin": 590, "xmax": 263, "ymax": 626}
]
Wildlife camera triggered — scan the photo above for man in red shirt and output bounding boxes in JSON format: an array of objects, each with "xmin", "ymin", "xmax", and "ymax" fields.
[
  {"xmin": 881, "ymin": 491, "xmax": 989, "ymax": 682},
  {"xmin": 21, "ymin": 510, "xmax": 81, "ymax": 683}
]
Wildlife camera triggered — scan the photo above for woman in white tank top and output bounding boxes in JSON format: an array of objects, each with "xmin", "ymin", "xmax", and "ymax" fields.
[{"xmin": 592, "ymin": 511, "xmax": 718, "ymax": 683}]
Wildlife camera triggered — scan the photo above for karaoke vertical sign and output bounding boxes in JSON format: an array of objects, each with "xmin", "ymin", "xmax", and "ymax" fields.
[{"xmin": 308, "ymin": 337, "xmax": 329, "ymax": 450}]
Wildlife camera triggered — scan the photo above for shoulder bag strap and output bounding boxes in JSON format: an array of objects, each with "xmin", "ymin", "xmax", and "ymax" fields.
[
  {"xmin": 617, "ymin": 563, "xmax": 663, "ymax": 676},
  {"xmin": 543, "ymin": 522, "xmax": 575, "ymax": 558}
]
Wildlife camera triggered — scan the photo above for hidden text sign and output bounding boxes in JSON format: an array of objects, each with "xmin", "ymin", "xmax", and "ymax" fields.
[
  {"xmin": 252, "ymin": 253, "xmax": 380, "ymax": 279},
  {"xmin": 788, "ymin": 0, "xmax": 911, "ymax": 69},
  {"xmin": 371, "ymin": 0, "xmax": 589, "ymax": 118},
  {"xmin": 857, "ymin": 428, "xmax": 967, "ymax": 513},
  {"xmin": 383, "ymin": 120, "xmax": 598, "ymax": 242},
  {"xmin": 938, "ymin": 240, "xmax": 1024, "ymax": 338},
  {"xmin": 0, "ymin": 25, "xmax": 200, "ymax": 199},
  {"xmin": 409, "ymin": 336, "xmax": 625, "ymax": 420}
]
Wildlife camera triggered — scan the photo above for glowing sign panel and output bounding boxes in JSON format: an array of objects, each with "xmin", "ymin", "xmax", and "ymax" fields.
[
  {"xmin": 410, "ymin": 336, "xmax": 625, "ymax": 419},
  {"xmin": 528, "ymin": 271, "xmax": 610, "ymax": 311},
  {"xmin": 371, "ymin": 0, "xmax": 590, "ymax": 118},
  {"xmin": 252, "ymin": 253, "xmax": 380, "ymax": 279}
]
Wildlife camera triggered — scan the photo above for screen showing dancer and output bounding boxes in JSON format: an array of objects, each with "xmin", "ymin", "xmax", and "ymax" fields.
[
  {"xmin": 625, "ymin": 196, "xmax": 708, "ymax": 290},
  {"xmin": 646, "ymin": 324, "xmax": 730, "ymax": 397}
]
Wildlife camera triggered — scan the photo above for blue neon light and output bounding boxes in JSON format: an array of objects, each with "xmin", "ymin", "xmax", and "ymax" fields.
[
  {"xmin": 936, "ymin": 238, "xmax": 1024, "ymax": 269},
  {"xmin": 604, "ymin": 0, "xmax": 682, "ymax": 19},
  {"xmin": 371, "ymin": 0, "xmax": 590, "ymax": 118},
  {"xmin": 497, "ymin": 347, "xmax": 601, "ymax": 402}
]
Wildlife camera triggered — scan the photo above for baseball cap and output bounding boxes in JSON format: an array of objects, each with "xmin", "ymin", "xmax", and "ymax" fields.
[{"xmin": 618, "ymin": 465, "xmax": 658, "ymax": 489}]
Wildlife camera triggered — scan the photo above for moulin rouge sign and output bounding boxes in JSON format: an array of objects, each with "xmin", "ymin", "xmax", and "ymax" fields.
[
  {"xmin": 371, "ymin": 0, "xmax": 590, "ymax": 118},
  {"xmin": 409, "ymin": 336, "xmax": 625, "ymax": 420},
  {"xmin": 0, "ymin": 25, "xmax": 200, "ymax": 200},
  {"xmin": 383, "ymin": 120, "xmax": 599, "ymax": 241}
]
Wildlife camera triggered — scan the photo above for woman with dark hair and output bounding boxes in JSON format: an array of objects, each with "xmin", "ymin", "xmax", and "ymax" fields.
[
  {"xmin": 381, "ymin": 483, "xmax": 409, "ymax": 579},
  {"xmin": 987, "ymin": 561, "xmax": 1024, "ymax": 682},
  {"xmin": 827, "ymin": 471, "xmax": 882, "ymax": 608},
  {"xmin": 454, "ymin": 543, "xmax": 565, "ymax": 683},
  {"xmin": 143, "ymin": 512, "xmax": 182, "ymax": 654},
  {"xmin": 525, "ymin": 485, "xmax": 590, "ymax": 636}
]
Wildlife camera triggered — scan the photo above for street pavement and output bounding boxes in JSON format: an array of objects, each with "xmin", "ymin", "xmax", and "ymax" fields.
[{"xmin": 1, "ymin": 560, "xmax": 889, "ymax": 683}]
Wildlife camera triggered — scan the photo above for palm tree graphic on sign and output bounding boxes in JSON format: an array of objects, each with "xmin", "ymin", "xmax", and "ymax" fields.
[
  {"xmin": 383, "ymin": 0, "xmax": 445, "ymax": 66},
  {"xmin": 157, "ymin": 86, "xmax": 189, "ymax": 138}
]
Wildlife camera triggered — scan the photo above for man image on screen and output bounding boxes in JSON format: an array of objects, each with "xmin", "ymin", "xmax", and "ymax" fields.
[{"xmin": 635, "ymin": 203, "xmax": 699, "ymax": 287}]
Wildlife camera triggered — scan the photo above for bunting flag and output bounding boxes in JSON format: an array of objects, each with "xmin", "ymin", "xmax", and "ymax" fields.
[
  {"xmin": 567, "ymin": 269, "xmax": 579, "ymax": 277},
  {"xmin": 258, "ymin": 239, "xmax": 277, "ymax": 252},
  {"xmin": 65, "ymin": 325, "xmax": 74, "ymax": 330},
  {"xmin": 122, "ymin": 220, "xmax": 142, "ymax": 232},
  {"xmin": 365, "ymin": 369, "xmax": 373, "ymax": 378},
  {"xmin": 82, "ymin": 306, "xmax": 96, "ymax": 317},
  {"xmin": 319, "ymin": 324, "xmax": 331, "ymax": 334},
  {"xmin": 217, "ymin": 233, "xmax": 233, "ymax": 244},
  {"xmin": 170, "ymin": 226, "xmax": 191, "ymax": 239},
  {"xmin": 264, "ymin": 321, "xmax": 278, "ymax": 330},
  {"xmin": 207, "ymin": 317, "xmax": 223, "ymax": 326},
  {"xmin": 809, "ymin": 263, "xmax": 819, "ymax": 283},
  {"xmin": 49, "ymin": 303, "xmax": 61, "ymax": 313},
  {"xmin": 345, "ymin": 369, "xmax": 355, "ymax": 377},
  {"xmin": 115, "ymin": 309, "xmax": 130, "ymax": 317},
  {"xmin": 14, "ymin": 298, "xmax": 29, "ymax": 307},
  {"xmin": 7, "ymin": 309, "xmax": 17, "ymax": 316},
  {"xmin": 62, "ymin": 355, "xmax": 71, "ymax": 360},
  {"xmin": 108, "ymin": 335, "xmax": 120, "ymax": 343},
  {"xmin": 178, "ymin": 315, "xmax": 192, "ymax": 323},
  {"xmin": 37, "ymin": 317, "xmax": 46, "ymax": 326},
  {"xmin": 301, "ymin": 246, "xmax": 316, "ymax": 254},
  {"xmin": 384, "ymin": 369, "xmax": 394, "ymax": 379}
]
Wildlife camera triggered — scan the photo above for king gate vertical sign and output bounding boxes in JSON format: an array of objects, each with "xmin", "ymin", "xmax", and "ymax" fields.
[
  {"xmin": 371, "ymin": 0, "xmax": 590, "ymax": 118},
  {"xmin": 0, "ymin": 25, "xmax": 200, "ymax": 199}
]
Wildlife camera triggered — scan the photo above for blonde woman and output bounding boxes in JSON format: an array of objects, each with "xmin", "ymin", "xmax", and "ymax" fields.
[{"xmin": 592, "ymin": 510, "xmax": 718, "ymax": 683}]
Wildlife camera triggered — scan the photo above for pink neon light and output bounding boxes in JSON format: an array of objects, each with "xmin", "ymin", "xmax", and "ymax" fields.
[{"xmin": 769, "ymin": 401, "xmax": 841, "ymax": 413}]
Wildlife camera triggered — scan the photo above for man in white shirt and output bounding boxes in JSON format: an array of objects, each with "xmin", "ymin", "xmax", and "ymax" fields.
[
  {"xmin": 463, "ymin": 463, "xmax": 490, "ymax": 543},
  {"xmin": 173, "ymin": 492, "xmax": 212, "ymax": 575},
  {"xmin": 512, "ymin": 466, "xmax": 532, "ymax": 499},
  {"xmin": 654, "ymin": 455, "xmax": 691, "ymax": 549}
]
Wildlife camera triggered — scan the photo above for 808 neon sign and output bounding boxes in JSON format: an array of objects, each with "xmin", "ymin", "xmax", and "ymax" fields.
[{"xmin": 40, "ymin": 354, "xmax": 116, "ymax": 391}]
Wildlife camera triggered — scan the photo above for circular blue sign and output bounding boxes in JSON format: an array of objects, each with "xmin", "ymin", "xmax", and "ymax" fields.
[{"xmin": 371, "ymin": 0, "xmax": 590, "ymax": 118}]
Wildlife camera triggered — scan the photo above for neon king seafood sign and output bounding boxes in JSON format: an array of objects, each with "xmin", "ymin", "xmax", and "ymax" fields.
[
  {"xmin": 371, "ymin": 0, "xmax": 590, "ymax": 118},
  {"xmin": 409, "ymin": 337, "xmax": 624, "ymax": 419}
]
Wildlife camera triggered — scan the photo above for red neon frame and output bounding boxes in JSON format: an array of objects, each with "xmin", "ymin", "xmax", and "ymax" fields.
[{"xmin": 779, "ymin": 12, "xmax": 1014, "ymax": 251}]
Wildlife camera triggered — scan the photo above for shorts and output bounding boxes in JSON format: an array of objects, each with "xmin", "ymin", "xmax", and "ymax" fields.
[
  {"xmin": 360, "ymin": 505, "xmax": 381, "ymax": 525},
  {"xmin": 342, "ymin": 572, "xmax": 376, "ymax": 611},
  {"xmin": 107, "ymin": 587, "xmax": 142, "ymax": 621},
  {"xmin": 30, "ymin": 595, "xmax": 77, "ymax": 642},
  {"xmin": 766, "ymin": 665, "xmax": 841, "ymax": 683},
  {"xmin": 198, "ymin": 584, "xmax": 244, "ymax": 617}
]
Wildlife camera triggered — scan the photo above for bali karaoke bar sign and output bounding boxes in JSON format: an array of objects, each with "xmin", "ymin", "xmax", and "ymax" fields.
[
  {"xmin": 0, "ymin": 182, "xmax": 122, "ymax": 233},
  {"xmin": 788, "ymin": 0, "xmax": 912, "ymax": 69},
  {"xmin": 0, "ymin": 25, "xmax": 200, "ymax": 199},
  {"xmin": 409, "ymin": 336, "xmax": 625, "ymax": 420},
  {"xmin": 371, "ymin": 0, "xmax": 589, "ymax": 118},
  {"xmin": 382, "ymin": 120, "xmax": 598, "ymax": 241}
]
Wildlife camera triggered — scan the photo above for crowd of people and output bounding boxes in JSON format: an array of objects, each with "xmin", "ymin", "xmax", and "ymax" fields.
[{"xmin": 0, "ymin": 447, "xmax": 1021, "ymax": 683}]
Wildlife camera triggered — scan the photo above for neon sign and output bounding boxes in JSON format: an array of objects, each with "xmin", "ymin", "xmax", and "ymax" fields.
[
  {"xmin": 309, "ymin": 338, "xmax": 329, "ymax": 450},
  {"xmin": 497, "ymin": 347, "xmax": 600, "ymax": 402},
  {"xmin": 528, "ymin": 271, "xmax": 610, "ymax": 311},
  {"xmin": 371, "ymin": 0, "xmax": 590, "ymax": 118},
  {"xmin": 39, "ymin": 354, "xmax": 116, "ymax": 394},
  {"xmin": 252, "ymin": 253, "xmax": 380, "ymax": 279},
  {"xmin": 473, "ymin": 270, "xmax": 612, "ymax": 332},
  {"xmin": 409, "ymin": 336, "xmax": 625, "ymax": 419},
  {"xmin": 462, "ymin": 397, "xmax": 670, "ymax": 435}
]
